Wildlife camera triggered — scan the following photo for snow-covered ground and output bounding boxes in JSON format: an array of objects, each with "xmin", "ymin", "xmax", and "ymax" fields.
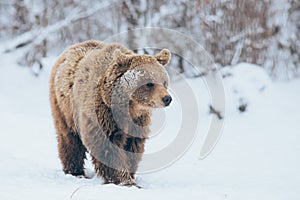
[{"xmin": 0, "ymin": 52, "xmax": 299, "ymax": 200}]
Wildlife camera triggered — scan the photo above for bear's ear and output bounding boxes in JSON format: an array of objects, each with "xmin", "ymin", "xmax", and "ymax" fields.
[
  {"xmin": 155, "ymin": 49, "xmax": 171, "ymax": 66},
  {"xmin": 113, "ymin": 49, "xmax": 132, "ymax": 68}
]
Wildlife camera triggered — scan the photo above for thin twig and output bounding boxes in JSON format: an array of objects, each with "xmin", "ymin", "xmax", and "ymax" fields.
[{"xmin": 209, "ymin": 105, "xmax": 223, "ymax": 120}]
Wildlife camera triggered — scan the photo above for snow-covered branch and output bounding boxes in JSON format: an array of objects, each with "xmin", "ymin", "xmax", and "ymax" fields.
[{"xmin": 3, "ymin": 1, "xmax": 112, "ymax": 53}]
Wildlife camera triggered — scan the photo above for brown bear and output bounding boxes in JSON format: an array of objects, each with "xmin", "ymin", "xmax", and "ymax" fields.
[{"xmin": 49, "ymin": 40, "xmax": 172, "ymax": 187}]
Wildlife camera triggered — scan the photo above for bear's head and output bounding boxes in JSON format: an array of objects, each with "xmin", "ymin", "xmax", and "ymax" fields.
[{"xmin": 99, "ymin": 48, "xmax": 172, "ymax": 111}]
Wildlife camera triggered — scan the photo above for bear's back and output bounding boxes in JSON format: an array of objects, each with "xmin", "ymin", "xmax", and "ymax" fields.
[
  {"xmin": 50, "ymin": 40, "xmax": 104, "ymax": 132},
  {"xmin": 51, "ymin": 40, "xmax": 133, "ymax": 136},
  {"xmin": 71, "ymin": 43, "xmax": 133, "ymax": 136}
]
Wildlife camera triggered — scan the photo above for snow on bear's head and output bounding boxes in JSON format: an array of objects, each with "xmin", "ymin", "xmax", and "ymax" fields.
[{"xmin": 100, "ymin": 48, "xmax": 172, "ymax": 109}]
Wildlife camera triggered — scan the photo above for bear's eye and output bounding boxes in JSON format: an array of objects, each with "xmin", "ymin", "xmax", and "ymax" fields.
[{"xmin": 146, "ymin": 82, "xmax": 154, "ymax": 88}]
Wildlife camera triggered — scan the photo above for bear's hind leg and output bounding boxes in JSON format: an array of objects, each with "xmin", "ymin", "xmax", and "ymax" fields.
[
  {"xmin": 50, "ymin": 89, "xmax": 87, "ymax": 177},
  {"xmin": 58, "ymin": 132, "xmax": 87, "ymax": 177}
]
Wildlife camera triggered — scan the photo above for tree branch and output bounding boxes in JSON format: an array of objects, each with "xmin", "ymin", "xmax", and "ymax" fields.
[
  {"xmin": 209, "ymin": 105, "xmax": 223, "ymax": 120},
  {"xmin": 2, "ymin": 1, "xmax": 112, "ymax": 53}
]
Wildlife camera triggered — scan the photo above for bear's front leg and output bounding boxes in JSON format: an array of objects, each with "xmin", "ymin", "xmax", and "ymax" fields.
[
  {"xmin": 124, "ymin": 136, "xmax": 146, "ymax": 179},
  {"xmin": 88, "ymin": 130, "xmax": 136, "ymax": 186},
  {"xmin": 91, "ymin": 156, "xmax": 136, "ymax": 185}
]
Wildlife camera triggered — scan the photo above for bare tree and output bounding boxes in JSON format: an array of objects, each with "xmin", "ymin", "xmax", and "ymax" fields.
[{"xmin": 1, "ymin": 0, "xmax": 299, "ymax": 79}]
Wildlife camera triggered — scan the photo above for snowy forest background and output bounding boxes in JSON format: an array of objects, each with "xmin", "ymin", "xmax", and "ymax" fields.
[{"xmin": 0, "ymin": 0, "xmax": 299, "ymax": 79}]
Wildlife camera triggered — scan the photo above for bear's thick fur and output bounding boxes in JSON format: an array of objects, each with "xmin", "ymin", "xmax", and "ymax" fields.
[{"xmin": 50, "ymin": 41, "xmax": 171, "ymax": 186}]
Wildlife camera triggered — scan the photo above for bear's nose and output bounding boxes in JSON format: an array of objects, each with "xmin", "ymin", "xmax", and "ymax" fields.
[{"xmin": 162, "ymin": 95, "xmax": 172, "ymax": 106}]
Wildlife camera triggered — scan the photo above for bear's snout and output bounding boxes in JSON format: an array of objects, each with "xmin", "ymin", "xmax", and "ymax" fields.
[{"xmin": 162, "ymin": 95, "xmax": 172, "ymax": 106}]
